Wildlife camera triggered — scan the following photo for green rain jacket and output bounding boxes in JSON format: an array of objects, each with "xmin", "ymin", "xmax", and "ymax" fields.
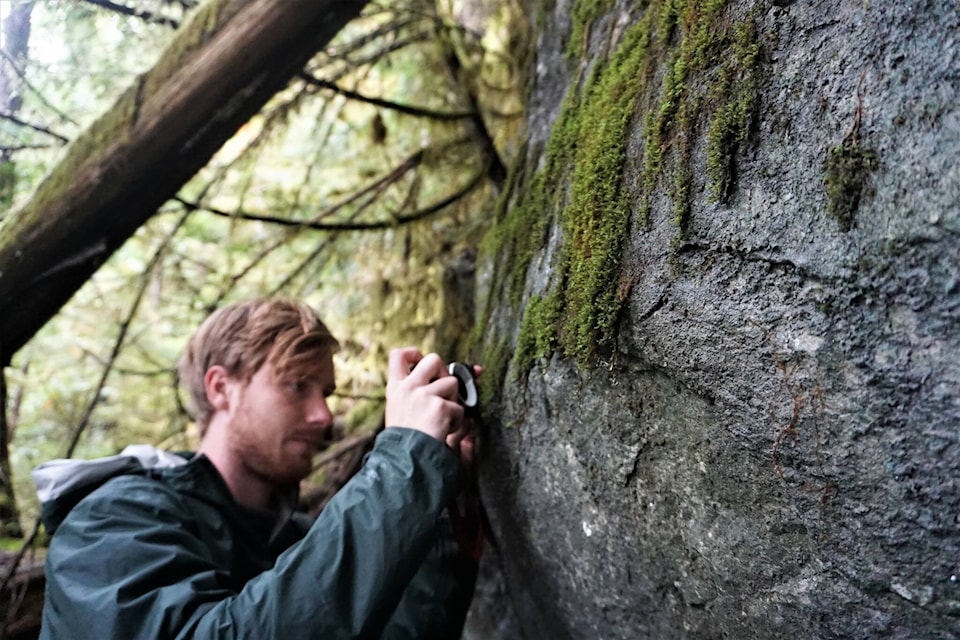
[{"xmin": 33, "ymin": 428, "xmax": 478, "ymax": 639}]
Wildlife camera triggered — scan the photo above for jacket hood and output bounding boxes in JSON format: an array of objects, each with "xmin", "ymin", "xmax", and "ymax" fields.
[{"xmin": 32, "ymin": 444, "xmax": 188, "ymax": 535}]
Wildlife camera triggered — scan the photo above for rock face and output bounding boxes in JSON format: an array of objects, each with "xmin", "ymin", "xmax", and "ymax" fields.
[{"xmin": 471, "ymin": 1, "xmax": 960, "ymax": 638}]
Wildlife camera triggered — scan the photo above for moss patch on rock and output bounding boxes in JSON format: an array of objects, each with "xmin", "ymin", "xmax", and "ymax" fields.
[
  {"xmin": 640, "ymin": 0, "xmax": 762, "ymax": 230},
  {"xmin": 822, "ymin": 137, "xmax": 878, "ymax": 232},
  {"xmin": 481, "ymin": 0, "xmax": 766, "ymax": 378}
]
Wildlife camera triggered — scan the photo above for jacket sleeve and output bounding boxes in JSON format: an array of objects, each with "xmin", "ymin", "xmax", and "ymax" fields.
[
  {"xmin": 41, "ymin": 428, "xmax": 462, "ymax": 640},
  {"xmin": 379, "ymin": 508, "xmax": 479, "ymax": 640}
]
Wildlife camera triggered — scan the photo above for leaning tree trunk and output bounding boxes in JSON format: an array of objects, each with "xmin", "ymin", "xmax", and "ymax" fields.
[
  {"xmin": 0, "ymin": 0, "xmax": 369, "ymax": 366},
  {"xmin": 0, "ymin": 1, "xmax": 369, "ymax": 634}
]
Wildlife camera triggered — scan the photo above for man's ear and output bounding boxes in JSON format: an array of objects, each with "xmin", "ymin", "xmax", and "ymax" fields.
[{"xmin": 204, "ymin": 365, "xmax": 233, "ymax": 411}]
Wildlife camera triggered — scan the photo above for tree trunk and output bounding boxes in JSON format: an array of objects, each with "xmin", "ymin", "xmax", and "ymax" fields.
[
  {"xmin": 0, "ymin": 0, "xmax": 36, "ymax": 539},
  {"xmin": 0, "ymin": 0, "xmax": 369, "ymax": 365}
]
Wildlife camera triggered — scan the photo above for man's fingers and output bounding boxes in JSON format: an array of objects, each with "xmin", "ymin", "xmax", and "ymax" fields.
[
  {"xmin": 446, "ymin": 430, "xmax": 463, "ymax": 452},
  {"xmin": 425, "ymin": 375, "xmax": 459, "ymax": 403},
  {"xmin": 388, "ymin": 347, "xmax": 422, "ymax": 381},
  {"xmin": 443, "ymin": 404, "xmax": 466, "ymax": 442},
  {"xmin": 406, "ymin": 352, "xmax": 449, "ymax": 386}
]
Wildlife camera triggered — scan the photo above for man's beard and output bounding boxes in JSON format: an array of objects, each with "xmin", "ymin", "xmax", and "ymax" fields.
[{"xmin": 231, "ymin": 407, "xmax": 314, "ymax": 486}]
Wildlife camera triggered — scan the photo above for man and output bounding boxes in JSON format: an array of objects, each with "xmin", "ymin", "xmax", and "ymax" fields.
[{"xmin": 33, "ymin": 298, "xmax": 482, "ymax": 639}]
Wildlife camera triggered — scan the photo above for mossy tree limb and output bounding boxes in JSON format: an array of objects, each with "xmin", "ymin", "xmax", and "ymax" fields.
[{"xmin": 0, "ymin": 0, "xmax": 369, "ymax": 363}]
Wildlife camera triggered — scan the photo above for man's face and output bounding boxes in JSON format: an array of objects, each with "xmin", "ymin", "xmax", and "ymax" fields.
[{"xmin": 226, "ymin": 353, "xmax": 336, "ymax": 486}]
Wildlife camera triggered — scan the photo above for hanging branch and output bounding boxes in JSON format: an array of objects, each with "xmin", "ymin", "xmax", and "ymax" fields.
[
  {"xmin": 0, "ymin": 113, "xmax": 69, "ymax": 145},
  {"xmin": 318, "ymin": 15, "xmax": 420, "ymax": 61},
  {"xmin": 299, "ymin": 74, "xmax": 474, "ymax": 121},
  {"xmin": 77, "ymin": 0, "xmax": 183, "ymax": 28},
  {"xmin": 174, "ymin": 147, "xmax": 425, "ymax": 229},
  {"xmin": 178, "ymin": 147, "xmax": 489, "ymax": 233},
  {"xmin": 335, "ymin": 32, "xmax": 433, "ymax": 69}
]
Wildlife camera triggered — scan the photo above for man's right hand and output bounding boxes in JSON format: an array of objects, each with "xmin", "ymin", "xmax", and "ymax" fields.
[{"xmin": 385, "ymin": 348, "xmax": 464, "ymax": 443}]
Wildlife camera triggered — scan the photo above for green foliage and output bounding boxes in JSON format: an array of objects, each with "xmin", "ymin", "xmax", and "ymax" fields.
[{"xmin": 5, "ymin": 0, "xmax": 528, "ymax": 530}]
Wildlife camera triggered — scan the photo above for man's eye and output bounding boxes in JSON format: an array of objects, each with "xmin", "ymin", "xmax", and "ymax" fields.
[{"xmin": 288, "ymin": 380, "xmax": 307, "ymax": 394}]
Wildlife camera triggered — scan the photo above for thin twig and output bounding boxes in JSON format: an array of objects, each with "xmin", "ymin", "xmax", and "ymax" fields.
[
  {"xmin": 300, "ymin": 74, "xmax": 474, "ymax": 121},
  {"xmin": 0, "ymin": 113, "xmax": 68, "ymax": 145},
  {"xmin": 62, "ymin": 210, "xmax": 191, "ymax": 459},
  {"xmin": 77, "ymin": 0, "xmax": 181, "ymax": 28}
]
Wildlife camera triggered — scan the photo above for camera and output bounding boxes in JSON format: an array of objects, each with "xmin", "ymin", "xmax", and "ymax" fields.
[{"xmin": 448, "ymin": 362, "xmax": 478, "ymax": 408}]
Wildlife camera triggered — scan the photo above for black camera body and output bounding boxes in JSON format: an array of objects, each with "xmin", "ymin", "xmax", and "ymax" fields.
[{"xmin": 448, "ymin": 362, "xmax": 478, "ymax": 408}]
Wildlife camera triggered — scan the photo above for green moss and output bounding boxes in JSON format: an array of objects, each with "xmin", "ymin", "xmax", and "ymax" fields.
[
  {"xmin": 481, "ymin": 14, "xmax": 655, "ymax": 376},
  {"xmin": 568, "ymin": 0, "xmax": 614, "ymax": 59},
  {"xmin": 341, "ymin": 397, "xmax": 386, "ymax": 434},
  {"xmin": 640, "ymin": 0, "xmax": 759, "ymax": 229},
  {"xmin": 476, "ymin": 139, "xmax": 548, "ymax": 317},
  {"xmin": 822, "ymin": 138, "xmax": 877, "ymax": 232},
  {"xmin": 476, "ymin": 335, "xmax": 512, "ymax": 412},
  {"xmin": 145, "ymin": 0, "xmax": 225, "ymax": 96},
  {"xmin": 705, "ymin": 16, "xmax": 762, "ymax": 204},
  {"xmin": 0, "ymin": 161, "xmax": 15, "ymax": 211},
  {"xmin": 0, "ymin": 536, "xmax": 27, "ymax": 551},
  {"xmin": 554, "ymin": 18, "xmax": 654, "ymax": 364},
  {"xmin": 513, "ymin": 292, "xmax": 562, "ymax": 375},
  {"xmin": 479, "ymin": 0, "xmax": 766, "ymax": 378}
]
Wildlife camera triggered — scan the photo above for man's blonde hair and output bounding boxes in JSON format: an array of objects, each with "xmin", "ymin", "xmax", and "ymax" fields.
[{"xmin": 178, "ymin": 298, "xmax": 339, "ymax": 435}]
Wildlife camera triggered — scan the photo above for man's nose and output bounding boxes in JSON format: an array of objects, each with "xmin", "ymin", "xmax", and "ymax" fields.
[{"xmin": 305, "ymin": 393, "xmax": 333, "ymax": 428}]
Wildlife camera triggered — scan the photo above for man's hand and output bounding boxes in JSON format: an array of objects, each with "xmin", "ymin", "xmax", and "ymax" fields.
[{"xmin": 386, "ymin": 348, "xmax": 464, "ymax": 443}]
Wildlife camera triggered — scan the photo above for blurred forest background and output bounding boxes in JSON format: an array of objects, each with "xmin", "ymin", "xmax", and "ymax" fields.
[{"xmin": 0, "ymin": 0, "xmax": 524, "ymax": 541}]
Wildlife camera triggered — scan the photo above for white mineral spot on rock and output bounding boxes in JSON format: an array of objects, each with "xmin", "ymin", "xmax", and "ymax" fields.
[
  {"xmin": 792, "ymin": 332, "xmax": 823, "ymax": 353},
  {"xmin": 890, "ymin": 582, "xmax": 913, "ymax": 601}
]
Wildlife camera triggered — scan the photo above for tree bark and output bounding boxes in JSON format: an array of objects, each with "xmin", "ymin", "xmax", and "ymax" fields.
[{"xmin": 0, "ymin": 0, "xmax": 369, "ymax": 365}]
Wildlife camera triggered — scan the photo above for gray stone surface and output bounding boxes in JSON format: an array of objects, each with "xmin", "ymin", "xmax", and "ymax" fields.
[{"xmin": 472, "ymin": 1, "xmax": 960, "ymax": 638}]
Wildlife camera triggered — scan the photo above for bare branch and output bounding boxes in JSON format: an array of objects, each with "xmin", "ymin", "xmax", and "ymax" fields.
[
  {"xmin": 180, "ymin": 163, "xmax": 485, "ymax": 233},
  {"xmin": 0, "ymin": 144, "xmax": 57, "ymax": 153},
  {"xmin": 319, "ymin": 15, "xmax": 421, "ymax": 60},
  {"xmin": 0, "ymin": 47, "xmax": 76, "ymax": 127},
  {"xmin": 61, "ymin": 209, "xmax": 191, "ymax": 459},
  {"xmin": 174, "ymin": 148, "xmax": 425, "ymax": 229},
  {"xmin": 77, "ymin": 0, "xmax": 182, "ymax": 28},
  {"xmin": 299, "ymin": 73, "xmax": 474, "ymax": 121},
  {"xmin": 0, "ymin": 113, "xmax": 69, "ymax": 145}
]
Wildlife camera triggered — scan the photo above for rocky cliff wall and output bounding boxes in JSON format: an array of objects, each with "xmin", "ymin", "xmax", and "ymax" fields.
[{"xmin": 472, "ymin": 1, "xmax": 960, "ymax": 638}]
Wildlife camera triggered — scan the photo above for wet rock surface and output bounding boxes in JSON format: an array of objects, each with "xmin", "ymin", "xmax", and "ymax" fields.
[{"xmin": 470, "ymin": 1, "xmax": 960, "ymax": 638}]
